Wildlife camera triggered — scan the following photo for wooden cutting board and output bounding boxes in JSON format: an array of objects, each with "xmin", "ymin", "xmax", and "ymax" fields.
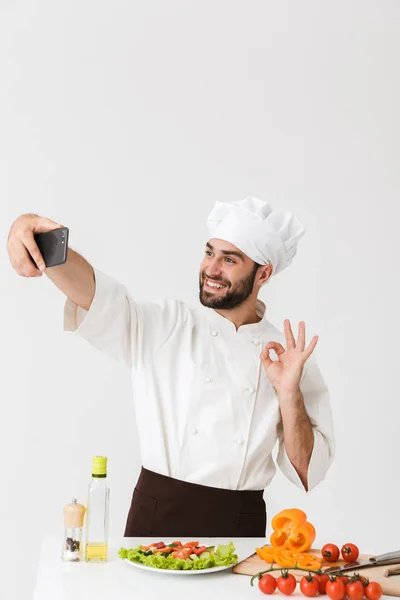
[{"xmin": 233, "ymin": 548, "xmax": 400, "ymax": 597}]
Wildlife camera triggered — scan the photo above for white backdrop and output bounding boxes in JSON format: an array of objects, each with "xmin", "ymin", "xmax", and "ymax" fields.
[{"xmin": 1, "ymin": 1, "xmax": 400, "ymax": 598}]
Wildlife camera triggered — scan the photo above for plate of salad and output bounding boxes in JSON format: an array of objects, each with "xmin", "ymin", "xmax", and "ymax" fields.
[{"xmin": 118, "ymin": 540, "xmax": 238, "ymax": 574}]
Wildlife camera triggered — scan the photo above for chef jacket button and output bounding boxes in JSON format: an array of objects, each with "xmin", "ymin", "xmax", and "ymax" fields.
[
  {"xmin": 252, "ymin": 339, "xmax": 261, "ymax": 345},
  {"xmin": 192, "ymin": 427, "xmax": 198, "ymax": 435},
  {"xmin": 236, "ymin": 438, "xmax": 244, "ymax": 446},
  {"xmin": 247, "ymin": 386, "xmax": 255, "ymax": 393},
  {"xmin": 211, "ymin": 330, "xmax": 218, "ymax": 337},
  {"xmin": 204, "ymin": 376, "xmax": 211, "ymax": 383}
]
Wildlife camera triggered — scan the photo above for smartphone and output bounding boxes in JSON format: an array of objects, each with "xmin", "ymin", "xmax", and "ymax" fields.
[{"xmin": 33, "ymin": 226, "xmax": 69, "ymax": 267}]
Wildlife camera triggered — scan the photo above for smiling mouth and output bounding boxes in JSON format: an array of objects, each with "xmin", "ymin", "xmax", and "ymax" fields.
[{"xmin": 204, "ymin": 278, "xmax": 228, "ymax": 291}]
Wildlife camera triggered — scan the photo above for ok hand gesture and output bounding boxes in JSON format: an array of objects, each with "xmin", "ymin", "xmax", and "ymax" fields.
[{"xmin": 260, "ymin": 320, "xmax": 318, "ymax": 396}]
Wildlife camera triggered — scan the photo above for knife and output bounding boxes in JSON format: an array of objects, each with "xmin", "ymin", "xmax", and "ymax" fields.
[{"xmin": 323, "ymin": 550, "xmax": 400, "ymax": 574}]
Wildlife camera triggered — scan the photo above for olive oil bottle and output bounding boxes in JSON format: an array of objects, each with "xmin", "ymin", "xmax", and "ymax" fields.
[{"xmin": 85, "ymin": 456, "xmax": 110, "ymax": 562}]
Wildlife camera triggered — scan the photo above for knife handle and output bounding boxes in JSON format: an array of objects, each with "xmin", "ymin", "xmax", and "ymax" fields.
[{"xmin": 374, "ymin": 550, "xmax": 400, "ymax": 563}]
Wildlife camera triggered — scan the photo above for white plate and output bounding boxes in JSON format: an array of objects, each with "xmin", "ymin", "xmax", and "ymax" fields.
[{"xmin": 124, "ymin": 558, "xmax": 234, "ymax": 575}]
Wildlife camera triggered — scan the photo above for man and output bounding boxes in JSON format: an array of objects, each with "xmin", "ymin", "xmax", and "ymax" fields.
[{"xmin": 7, "ymin": 196, "xmax": 335, "ymax": 537}]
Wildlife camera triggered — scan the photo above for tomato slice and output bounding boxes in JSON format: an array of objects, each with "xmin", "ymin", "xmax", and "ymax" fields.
[
  {"xmin": 183, "ymin": 541, "xmax": 199, "ymax": 548},
  {"xmin": 153, "ymin": 546, "xmax": 173, "ymax": 554},
  {"xmin": 152, "ymin": 542, "xmax": 166, "ymax": 549},
  {"xmin": 193, "ymin": 545, "xmax": 207, "ymax": 555},
  {"xmin": 172, "ymin": 548, "xmax": 192, "ymax": 559}
]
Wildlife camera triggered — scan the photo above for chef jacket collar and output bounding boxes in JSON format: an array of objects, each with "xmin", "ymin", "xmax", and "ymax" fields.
[{"xmin": 198, "ymin": 298, "xmax": 268, "ymax": 334}]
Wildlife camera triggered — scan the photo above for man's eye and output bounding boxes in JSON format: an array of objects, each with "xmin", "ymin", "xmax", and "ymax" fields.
[
  {"xmin": 205, "ymin": 251, "xmax": 212, "ymax": 256},
  {"xmin": 225, "ymin": 257, "xmax": 235, "ymax": 263}
]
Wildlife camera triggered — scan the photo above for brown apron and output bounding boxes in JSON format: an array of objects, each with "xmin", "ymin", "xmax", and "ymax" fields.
[{"xmin": 124, "ymin": 467, "xmax": 267, "ymax": 538}]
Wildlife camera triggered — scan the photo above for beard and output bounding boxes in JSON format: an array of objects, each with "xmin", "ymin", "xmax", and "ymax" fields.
[{"xmin": 199, "ymin": 263, "xmax": 260, "ymax": 310}]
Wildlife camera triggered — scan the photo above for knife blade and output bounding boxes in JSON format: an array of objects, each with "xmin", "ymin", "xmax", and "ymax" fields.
[{"xmin": 323, "ymin": 550, "xmax": 400, "ymax": 574}]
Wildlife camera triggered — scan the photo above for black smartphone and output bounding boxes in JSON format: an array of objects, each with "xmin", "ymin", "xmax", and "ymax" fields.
[{"xmin": 34, "ymin": 226, "xmax": 69, "ymax": 267}]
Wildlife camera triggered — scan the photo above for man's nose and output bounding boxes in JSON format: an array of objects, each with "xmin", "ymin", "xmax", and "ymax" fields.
[{"xmin": 206, "ymin": 260, "xmax": 223, "ymax": 278}]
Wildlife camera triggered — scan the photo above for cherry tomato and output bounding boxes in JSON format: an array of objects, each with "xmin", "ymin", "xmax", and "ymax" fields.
[
  {"xmin": 300, "ymin": 575, "xmax": 319, "ymax": 597},
  {"xmin": 341, "ymin": 543, "xmax": 359, "ymax": 562},
  {"xmin": 258, "ymin": 574, "xmax": 278, "ymax": 594},
  {"xmin": 326, "ymin": 579, "xmax": 346, "ymax": 600},
  {"xmin": 277, "ymin": 573, "xmax": 297, "ymax": 595},
  {"xmin": 365, "ymin": 581, "xmax": 383, "ymax": 600},
  {"xmin": 337, "ymin": 575, "xmax": 350, "ymax": 586},
  {"xmin": 322, "ymin": 543, "xmax": 340, "ymax": 562},
  {"xmin": 346, "ymin": 580, "xmax": 365, "ymax": 600},
  {"xmin": 316, "ymin": 574, "xmax": 330, "ymax": 594}
]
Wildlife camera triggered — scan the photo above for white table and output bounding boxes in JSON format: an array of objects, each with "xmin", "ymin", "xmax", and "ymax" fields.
[
  {"xmin": 33, "ymin": 536, "xmax": 269, "ymax": 599},
  {"xmin": 34, "ymin": 536, "xmax": 398, "ymax": 600}
]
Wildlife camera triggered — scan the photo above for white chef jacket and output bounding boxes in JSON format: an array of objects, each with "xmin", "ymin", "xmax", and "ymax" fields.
[{"xmin": 64, "ymin": 268, "xmax": 335, "ymax": 492}]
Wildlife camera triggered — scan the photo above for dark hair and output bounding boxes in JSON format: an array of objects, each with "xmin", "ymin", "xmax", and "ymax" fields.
[{"xmin": 252, "ymin": 260, "xmax": 262, "ymax": 275}]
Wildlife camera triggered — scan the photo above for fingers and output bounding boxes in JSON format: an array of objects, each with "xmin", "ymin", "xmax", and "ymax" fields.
[
  {"xmin": 297, "ymin": 321, "xmax": 306, "ymax": 351},
  {"xmin": 22, "ymin": 233, "xmax": 46, "ymax": 272},
  {"xmin": 260, "ymin": 347, "xmax": 273, "ymax": 368},
  {"xmin": 34, "ymin": 217, "xmax": 63, "ymax": 233},
  {"xmin": 8, "ymin": 238, "xmax": 42, "ymax": 277},
  {"xmin": 304, "ymin": 335, "xmax": 319, "ymax": 359},
  {"xmin": 265, "ymin": 341, "xmax": 286, "ymax": 356},
  {"xmin": 284, "ymin": 319, "xmax": 296, "ymax": 350}
]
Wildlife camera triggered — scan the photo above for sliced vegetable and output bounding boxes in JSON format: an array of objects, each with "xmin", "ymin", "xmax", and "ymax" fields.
[
  {"xmin": 255, "ymin": 545, "xmax": 322, "ymax": 569},
  {"xmin": 270, "ymin": 508, "xmax": 316, "ymax": 553},
  {"xmin": 183, "ymin": 541, "xmax": 199, "ymax": 548}
]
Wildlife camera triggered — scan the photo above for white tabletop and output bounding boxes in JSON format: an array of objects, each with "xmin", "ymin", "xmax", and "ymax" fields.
[
  {"xmin": 34, "ymin": 536, "xmax": 398, "ymax": 600},
  {"xmin": 33, "ymin": 536, "xmax": 271, "ymax": 599}
]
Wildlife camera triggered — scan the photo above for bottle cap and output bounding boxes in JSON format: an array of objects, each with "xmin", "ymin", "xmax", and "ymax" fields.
[
  {"xmin": 63, "ymin": 497, "xmax": 86, "ymax": 528},
  {"xmin": 92, "ymin": 455, "xmax": 107, "ymax": 476}
]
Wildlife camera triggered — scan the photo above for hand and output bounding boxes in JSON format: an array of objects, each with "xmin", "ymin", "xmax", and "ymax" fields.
[
  {"xmin": 7, "ymin": 213, "xmax": 63, "ymax": 277},
  {"xmin": 260, "ymin": 320, "xmax": 318, "ymax": 396}
]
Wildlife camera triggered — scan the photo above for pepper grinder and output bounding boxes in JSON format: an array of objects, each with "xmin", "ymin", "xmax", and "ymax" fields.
[{"xmin": 61, "ymin": 497, "xmax": 86, "ymax": 561}]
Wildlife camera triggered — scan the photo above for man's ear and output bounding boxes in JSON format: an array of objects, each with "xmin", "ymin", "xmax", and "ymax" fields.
[{"xmin": 259, "ymin": 264, "xmax": 273, "ymax": 286}]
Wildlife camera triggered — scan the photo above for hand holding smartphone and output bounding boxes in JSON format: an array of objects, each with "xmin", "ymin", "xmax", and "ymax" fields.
[{"xmin": 34, "ymin": 226, "xmax": 69, "ymax": 267}]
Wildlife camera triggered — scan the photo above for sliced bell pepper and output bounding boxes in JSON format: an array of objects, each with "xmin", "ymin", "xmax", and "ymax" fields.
[
  {"xmin": 255, "ymin": 544, "xmax": 322, "ymax": 570},
  {"xmin": 270, "ymin": 508, "xmax": 316, "ymax": 553}
]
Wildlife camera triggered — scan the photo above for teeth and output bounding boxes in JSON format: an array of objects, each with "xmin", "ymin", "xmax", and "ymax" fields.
[{"xmin": 206, "ymin": 280, "xmax": 226, "ymax": 289}]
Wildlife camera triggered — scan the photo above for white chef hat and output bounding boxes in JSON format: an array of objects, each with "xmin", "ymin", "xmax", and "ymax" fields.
[{"xmin": 206, "ymin": 196, "xmax": 305, "ymax": 276}]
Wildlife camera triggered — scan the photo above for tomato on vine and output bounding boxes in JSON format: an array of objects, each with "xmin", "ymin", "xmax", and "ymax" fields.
[
  {"xmin": 365, "ymin": 581, "xmax": 383, "ymax": 600},
  {"xmin": 300, "ymin": 575, "xmax": 319, "ymax": 597},
  {"xmin": 326, "ymin": 578, "xmax": 346, "ymax": 600},
  {"xmin": 316, "ymin": 574, "xmax": 330, "ymax": 594},
  {"xmin": 277, "ymin": 572, "xmax": 297, "ymax": 595},
  {"xmin": 258, "ymin": 574, "xmax": 277, "ymax": 594},
  {"xmin": 346, "ymin": 580, "xmax": 365, "ymax": 600}
]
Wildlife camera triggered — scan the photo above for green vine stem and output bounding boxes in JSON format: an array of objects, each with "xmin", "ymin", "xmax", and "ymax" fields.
[{"xmin": 249, "ymin": 563, "xmax": 346, "ymax": 587}]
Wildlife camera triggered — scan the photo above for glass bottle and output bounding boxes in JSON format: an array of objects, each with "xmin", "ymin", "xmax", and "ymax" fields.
[{"xmin": 85, "ymin": 455, "xmax": 110, "ymax": 562}]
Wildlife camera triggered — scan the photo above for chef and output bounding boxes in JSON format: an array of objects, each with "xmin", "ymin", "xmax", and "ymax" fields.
[
  {"xmin": 8, "ymin": 196, "xmax": 335, "ymax": 538},
  {"xmin": 66, "ymin": 194, "xmax": 335, "ymax": 537}
]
